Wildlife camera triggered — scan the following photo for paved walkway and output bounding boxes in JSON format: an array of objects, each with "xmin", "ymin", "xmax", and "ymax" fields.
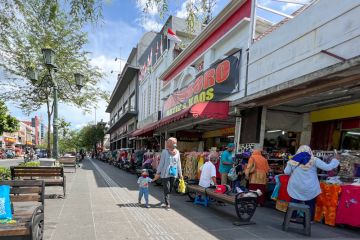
[{"xmin": 43, "ymin": 159, "xmax": 359, "ymax": 240}]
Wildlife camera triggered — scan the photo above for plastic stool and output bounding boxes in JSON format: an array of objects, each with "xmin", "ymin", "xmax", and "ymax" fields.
[
  {"xmin": 282, "ymin": 202, "xmax": 311, "ymax": 236},
  {"xmin": 194, "ymin": 195, "xmax": 209, "ymax": 207}
]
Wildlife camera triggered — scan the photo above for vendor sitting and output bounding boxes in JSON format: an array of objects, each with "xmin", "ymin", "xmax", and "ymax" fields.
[{"xmin": 199, "ymin": 153, "xmax": 218, "ymax": 188}]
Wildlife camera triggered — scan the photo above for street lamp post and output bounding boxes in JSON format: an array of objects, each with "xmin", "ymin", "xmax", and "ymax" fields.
[{"xmin": 27, "ymin": 48, "xmax": 84, "ymax": 159}]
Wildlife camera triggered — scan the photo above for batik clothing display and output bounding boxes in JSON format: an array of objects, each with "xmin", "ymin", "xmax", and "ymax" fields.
[
  {"xmin": 314, "ymin": 182, "xmax": 341, "ymax": 226},
  {"xmin": 271, "ymin": 175, "xmax": 291, "ymax": 212},
  {"xmin": 182, "ymin": 152, "xmax": 199, "ymax": 180},
  {"xmin": 336, "ymin": 185, "xmax": 360, "ymax": 227},
  {"xmin": 338, "ymin": 154, "xmax": 360, "ymax": 179}
]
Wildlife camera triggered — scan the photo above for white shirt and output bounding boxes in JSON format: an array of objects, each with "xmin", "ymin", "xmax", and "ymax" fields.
[{"xmin": 199, "ymin": 161, "xmax": 216, "ymax": 188}]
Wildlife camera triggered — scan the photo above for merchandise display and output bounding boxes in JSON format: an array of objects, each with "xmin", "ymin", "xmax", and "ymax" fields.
[
  {"xmin": 315, "ymin": 182, "xmax": 341, "ymax": 226},
  {"xmin": 182, "ymin": 152, "xmax": 210, "ymax": 180},
  {"xmin": 268, "ymin": 148, "xmax": 360, "ymax": 228}
]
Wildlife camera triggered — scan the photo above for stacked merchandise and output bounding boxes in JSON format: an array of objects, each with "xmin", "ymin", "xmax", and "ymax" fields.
[
  {"xmin": 338, "ymin": 152, "xmax": 360, "ymax": 180},
  {"xmin": 312, "ymin": 150, "xmax": 360, "ymax": 227},
  {"xmin": 264, "ymin": 150, "xmax": 290, "ymax": 181}
]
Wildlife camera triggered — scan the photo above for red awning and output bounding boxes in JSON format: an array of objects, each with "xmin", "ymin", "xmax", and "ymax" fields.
[{"xmin": 131, "ymin": 101, "xmax": 229, "ymax": 137}]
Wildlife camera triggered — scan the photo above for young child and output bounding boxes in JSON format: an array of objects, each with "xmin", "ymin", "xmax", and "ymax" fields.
[{"xmin": 137, "ymin": 169, "xmax": 152, "ymax": 208}]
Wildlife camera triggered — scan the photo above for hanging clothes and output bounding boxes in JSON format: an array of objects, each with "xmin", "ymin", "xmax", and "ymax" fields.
[
  {"xmin": 271, "ymin": 175, "xmax": 280, "ymax": 200},
  {"xmin": 272, "ymin": 175, "xmax": 291, "ymax": 212},
  {"xmin": 336, "ymin": 185, "xmax": 360, "ymax": 227},
  {"xmin": 278, "ymin": 175, "xmax": 291, "ymax": 202},
  {"xmin": 197, "ymin": 154, "xmax": 205, "ymax": 179},
  {"xmin": 314, "ymin": 182, "xmax": 341, "ymax": 226}
]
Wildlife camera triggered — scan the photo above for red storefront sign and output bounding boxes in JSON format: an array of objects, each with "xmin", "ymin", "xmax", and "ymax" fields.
[{"xmin": 163, "ymin": 54, "xmax": 240, "ymax": 117}]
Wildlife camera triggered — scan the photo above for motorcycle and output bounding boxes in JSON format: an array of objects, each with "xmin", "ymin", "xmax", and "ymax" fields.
[{"xmin": 5, "ymin": 150, "xmax": 15, "ymax": 159}]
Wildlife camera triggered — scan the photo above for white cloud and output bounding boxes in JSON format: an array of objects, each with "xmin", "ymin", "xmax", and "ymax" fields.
[
  {"xmin": 136, "ymin": 0, "xmax": 159, "ymax": 16},
  {"xmin": 281, "ymin": 3, "xmax": 300, "ymax": 11},
  {"xmin": 90, "ymin": 54, "xmax": 126, "ymax": 92},
  {"xmin": 281, "ymin": 0, "xmax": 311, "ymax": 11},
  {"xmin": 176, "ymin": 1, "xmax": 188, "ymax": 19},
  {"xmin": 135, "ymin": 0, "xmax": 162, "ymax": 31},
  {"xmin": 139, "ymin": 18, "xmax": 162, "ymax": 31}
]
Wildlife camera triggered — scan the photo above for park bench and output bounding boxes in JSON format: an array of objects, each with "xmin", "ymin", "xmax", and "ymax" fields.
[
  {"xmin": 58, "ymin": 157, "xmax": 77, "ymax": 172},
  {"xmin": 0, "ymin": 180, "xmax": 45, "ymax": 240},
  {"xmin": 187, "ymin": 184, "xmax": 258, "ymax": 225},
  {"xmin": 11, "ymin": 166, "xmax": 66, "ymax": 197}
]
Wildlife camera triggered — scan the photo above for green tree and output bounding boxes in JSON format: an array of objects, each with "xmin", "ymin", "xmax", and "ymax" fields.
[
  {"xmin": 0, "ymin": 100, "xmax": 19, "ymax": 135},
  {"xmin": 78, "ymin": 124, "xmax": 105, "ymax": 152},
  {"xmin": 0, "ymin": 0, "xmax": 108, "ymax": 156},
  {"xmin": 59, "ymin": 129, "xmax": 81, "ymax": 154}
]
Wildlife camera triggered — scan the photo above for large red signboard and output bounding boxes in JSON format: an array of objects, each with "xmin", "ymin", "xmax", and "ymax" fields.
[{"xmin": 163, "ymin": 53, "xmax": 240, "ymax": 117}]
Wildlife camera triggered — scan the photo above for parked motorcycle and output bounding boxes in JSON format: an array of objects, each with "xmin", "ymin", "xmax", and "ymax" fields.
[{"xmin": 5, "ymin": 150, "xmax": 15, "ymax": 159}]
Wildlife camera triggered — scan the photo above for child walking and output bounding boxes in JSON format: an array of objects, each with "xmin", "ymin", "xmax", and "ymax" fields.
[{"xmin": 137, "ymin": 169, "xmax": 152, "ymax": 208}]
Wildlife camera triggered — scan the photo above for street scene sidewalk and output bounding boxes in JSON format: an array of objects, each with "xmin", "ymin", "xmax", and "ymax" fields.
[{"xmin": 43, "ymin": 159, "xmax": 359, "ymax": 240}]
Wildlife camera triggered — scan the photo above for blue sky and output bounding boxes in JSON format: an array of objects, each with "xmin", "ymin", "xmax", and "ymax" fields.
[{"xmin": 3, "ymin": 0, "xmax": 309, "ymax": 129}]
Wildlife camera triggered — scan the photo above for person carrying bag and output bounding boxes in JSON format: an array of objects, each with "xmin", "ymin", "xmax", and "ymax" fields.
[{"xmin": 153, "ymin": 137, "xmax": 183, "ymax": 210}]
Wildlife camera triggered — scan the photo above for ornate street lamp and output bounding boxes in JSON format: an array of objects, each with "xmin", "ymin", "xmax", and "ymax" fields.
[
  {"xmin": 27, "ymin": 68, "xmax": 38, "ymax": 84},
  {"xmin": 74, "ymin": 73, "xmax": 84, "ymax": 91},
  {"xmin": 41, "ymin": 48, "xmax": 56, "ymax": 68},
  {"xmin": 27, "ymin": 47, "xmax": 83, "ymax": 159}
]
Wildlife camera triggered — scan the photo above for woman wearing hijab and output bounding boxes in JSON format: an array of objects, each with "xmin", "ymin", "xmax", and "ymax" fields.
[
  {"xmin": 284, "ymin": 145, "xmax": 339, "ymax": 220},
  {"xmin": 245, "ymin": 149, "xmax": 270, "ymax": 206},
  {"xmin": 153, "ymin": 137, "xmax": 183, "ymax": 210}
]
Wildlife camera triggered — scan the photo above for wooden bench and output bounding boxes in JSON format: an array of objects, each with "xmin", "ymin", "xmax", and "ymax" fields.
[
  {"xmin": 0, "ymin": 180, "xmax": 45, "ymax": 240},
  {"xmin": 11, "ymin": 166, "xmax": 66, "ymax": 197},
  {"xmin": 58, "ymin": 157, "xmax": 77, "ymax": 172},
  {"xmin": 187, "ymin": 184, "xmax": 258, "ymax": 224}
]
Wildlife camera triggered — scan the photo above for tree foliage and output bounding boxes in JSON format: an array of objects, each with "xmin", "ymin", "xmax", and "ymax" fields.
[
  {"xmin": 0, "ymin": 100, "xmax": 19, "ymax": 135},
  {"xmin": 139, "ymin": 0, "xmax": 217, "ymax": 32},
  {"xmin": 0, "ymin": 0, "xmax": 108, "ymax": 154},
  {"xmin": 78, "ymin": 124, "xmax": 105, "ymax": 151}
]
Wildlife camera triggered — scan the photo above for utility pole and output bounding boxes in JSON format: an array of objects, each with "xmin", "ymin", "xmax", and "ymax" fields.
[{"xmin": 94, "ymin": 106, "xmax": 97, "ymax": 125}]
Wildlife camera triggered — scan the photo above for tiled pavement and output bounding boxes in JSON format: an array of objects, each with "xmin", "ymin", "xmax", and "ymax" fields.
[{"xmin": 43, "ymin": 159, "xmax": 360, "ymax": 240}]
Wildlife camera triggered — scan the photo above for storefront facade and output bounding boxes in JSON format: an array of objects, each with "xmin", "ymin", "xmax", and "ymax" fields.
[
  {"xmin": 106, "ymin": 47, "xmax": 139, "ymax": 150},
  {"xmin": 130, "ymin": 0, "xmax": 273, "ymax": 152}
]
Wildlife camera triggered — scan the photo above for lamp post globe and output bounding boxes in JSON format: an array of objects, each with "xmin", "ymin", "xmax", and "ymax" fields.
[
  {"xmin": 27, "ymin": 68, "xmax": 38, "ymax": 84},
  {"xmin": 41, "ymin": 48, "xmax": 56, "ymax": 68},
  {"xmin": 74, "ymin": 73, "xmax": 84, "ymax": 91}
]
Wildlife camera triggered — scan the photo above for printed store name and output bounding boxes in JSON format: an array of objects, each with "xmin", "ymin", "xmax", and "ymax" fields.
[{"xmin": 164, "ymin": 59, "xmax": 231, "ymax": 116}]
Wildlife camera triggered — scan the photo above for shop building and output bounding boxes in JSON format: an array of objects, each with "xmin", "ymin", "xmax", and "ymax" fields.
[
  {"xmin": 232, "ymin": 0, "xmax": 360, "ymax": 149},
  {"xmin": 133, "ymin": 16, "xmax": 200, "ymax": 150},
  {"xmin": 224, "ymin": 0, "xmax": 360, "ymax": 179},
  {"xmin": 106, "ymin": 47, "xmax": 139, "ymax": 150},
  {"xmin": 132, "ymin": 0, "xmax": 272, "ymax": 153}
]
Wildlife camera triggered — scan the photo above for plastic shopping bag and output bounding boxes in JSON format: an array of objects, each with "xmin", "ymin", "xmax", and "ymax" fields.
[
  {"xmin": 178, "ymin": 178, "xmax": 186, "ymax": 194},
  {"xmin": 227, "ymin": 167, "xmax": 238, "ymax": 181},
  {"xmin": 0, "ymin": 185, "xmax": 12, "ymax": 220}
]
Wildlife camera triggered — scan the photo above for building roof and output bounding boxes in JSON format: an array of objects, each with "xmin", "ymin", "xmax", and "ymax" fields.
[{"xmin": 106, "ymin": 47, "xmax": 139, "ymax": 113}]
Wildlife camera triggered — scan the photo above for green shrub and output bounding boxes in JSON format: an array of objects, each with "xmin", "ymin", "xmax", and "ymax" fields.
[
  {"xmin": 0, "ymin": 166, "xmax": 10, "ymax": 180},
  {"xmin": 18, "ymin": 162, "xmax": 40, "ymax": 167}
]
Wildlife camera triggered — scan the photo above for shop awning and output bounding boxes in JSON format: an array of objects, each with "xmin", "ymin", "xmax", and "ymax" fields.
[{"xmin": 131, "ymin": 101, "xmax": 229, "ymax": 137}]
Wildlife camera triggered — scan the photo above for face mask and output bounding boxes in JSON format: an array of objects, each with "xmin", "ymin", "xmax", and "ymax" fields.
[{"xmin": 173, "ymin": 144, "xmax": 177, "ymax": 148}]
